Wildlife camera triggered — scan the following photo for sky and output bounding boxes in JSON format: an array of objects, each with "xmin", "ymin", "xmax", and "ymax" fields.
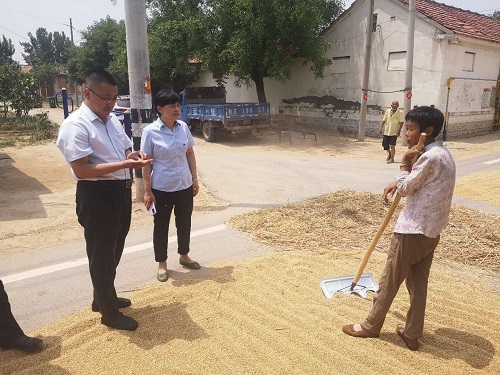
[
  {"xmin": 1, "ymin": 0, "xmax": 499, "ymax": 65},
  {"xmin": 0, "ymin": 0, "xmax": 125, "ymax": 64}
]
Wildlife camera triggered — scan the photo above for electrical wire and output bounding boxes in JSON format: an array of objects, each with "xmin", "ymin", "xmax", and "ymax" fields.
[{"xmin": 0, "ymin": 6, "xmax": 70, "ymax": 28}]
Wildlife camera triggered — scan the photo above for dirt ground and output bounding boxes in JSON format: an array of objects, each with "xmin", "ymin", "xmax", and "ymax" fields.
[
  {"xmin": 1, "ymin": 128, "xmax": 499, "ymax": 256},
  {"xmin": 0, "ymin": 127, "xmax": 499, "ymax": 374}
]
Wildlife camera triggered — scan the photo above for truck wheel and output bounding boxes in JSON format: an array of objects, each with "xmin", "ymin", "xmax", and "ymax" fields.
[
  {"xmin": 202, "ymin": 121, "xmax": 217, "ymax": 142},
  {"xmin": 236, "ymin": 130, "xmax": 252, "ymax": 139},
  {"xmin": 188, "ymin": 120, "xmax": 196, "ymax": 133}
]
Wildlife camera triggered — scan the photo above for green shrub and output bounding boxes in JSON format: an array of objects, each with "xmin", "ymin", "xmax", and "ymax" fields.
[{"xmin": 0, "ymin": 112, "xmax": 58, "ymax": 145}]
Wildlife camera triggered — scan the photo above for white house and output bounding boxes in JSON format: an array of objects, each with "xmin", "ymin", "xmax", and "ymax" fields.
[{"xmin": 195, "ymin": 0, "xmax": 500, "ymax": 138}]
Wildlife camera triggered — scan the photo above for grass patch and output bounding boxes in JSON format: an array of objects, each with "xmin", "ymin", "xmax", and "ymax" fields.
[{"xmin": 0, "ymin": 112, "xmax": 58, "ymax": 147}]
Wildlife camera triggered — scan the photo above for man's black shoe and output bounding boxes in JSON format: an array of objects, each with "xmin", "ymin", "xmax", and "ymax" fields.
[
  {"xmin": 101, "ymin": 313, "xmax": 138, "ymax": 331},
  {"xmin": 1, "ymin": 335, "xmax": 43, "ymax": 353},
  {"xmin": 91, "ymin": 297, "xmax": 132, "ymax": 312}
]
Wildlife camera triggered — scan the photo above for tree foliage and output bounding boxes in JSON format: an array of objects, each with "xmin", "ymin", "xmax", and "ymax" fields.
[
  {"xmin": 31, "ymin": 64, "xmax": 60, "ymax": 97},
  {"xmin": 201, "ymin": 0, "xmax": 343, "ymax": 102},
  {"xmin": 0, "ymin": 35, "xmax": 15, "ymax": 64},
  {"xmin": 490, "ymin": 10, "xmax": 500, "ymax": 20},
  {"xmin": 147, "ymin": 0, "xmax": 205, "ymax": 92},
  {"xmin": 0, "ymin": 63, "xmax": 39, "ymax": 117},
  {"xmin": 20, "ymin": 28, "xmax": 71, "ymax": 65},
  {"xmin": 0, "ymin": 63, "xmax": 19, "ymax": 116},
  {"xmin": 66, "ymin": 17, "xmax": 128, "ymax": 91},
  {"xmin": 10, "ymin": 72, "xmax": 40, "ymax": 116}
]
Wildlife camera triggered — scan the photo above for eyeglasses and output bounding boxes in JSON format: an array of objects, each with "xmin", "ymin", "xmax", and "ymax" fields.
[{"xmin": 88, "ymin": 88, "xmax": 121, "ymax": 104}]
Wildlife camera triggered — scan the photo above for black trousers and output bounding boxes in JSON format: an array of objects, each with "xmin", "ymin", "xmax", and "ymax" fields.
[
  {"xmin": 0, "ymin": 280, "xmax": 24, "ymax": 347},
  {"xmin": 152, "ymin": 186, "xmax": 193, "ymax": 262},
  {"xmin": 76, "ymin": 181, "xmax": 132, "ymax": 320}
]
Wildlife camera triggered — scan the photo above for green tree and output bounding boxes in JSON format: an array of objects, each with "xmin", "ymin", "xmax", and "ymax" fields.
[
  {"xmin": 201, "ymin": 0, "xmax": 342, "ymax": 102},
  {"xmin": 147, "ymin": 0, "xmax": 205, "ymax": 91},
  {"xmin": 10, "ymin": 72, "xmax": 40, "ymax": 116},
  {"xmin": 0, "ymin": 35, "xmax": 15, "ymax": 64},
  {"xmin": 31, "ymin": 64, "xmax": 60, "ymax": 97},
  {"xmin": 0, "ymin": 63, "xmax": 39, "ymax": 116},
  {"xmin": 0, "ymin": 62, "xmax": 20, "ymax": 116},
  {"xmin": 20, "ymin": 28, "xmax": 71, "ymax": 65},
  {"xmin": 66, "ymin": 17, "xmax": 128, "ymax": 91},
  {"xmin": 107, "ymin": 21, "xmax": 128, "ymax": 91},
  {"xmin": 52, "ymin": 31, "xmax": 72, "ymax": 64}
]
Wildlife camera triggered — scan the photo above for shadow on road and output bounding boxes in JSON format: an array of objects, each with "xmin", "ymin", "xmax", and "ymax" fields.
[{"xmin": 0, "ymin": 154, "xmax": 50, "ymax": 221}]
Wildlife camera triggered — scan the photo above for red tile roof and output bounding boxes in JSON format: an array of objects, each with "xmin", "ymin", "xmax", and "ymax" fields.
[{"xmin": 399, "ymin": 0, "xmax": 500, "ymax": 44}]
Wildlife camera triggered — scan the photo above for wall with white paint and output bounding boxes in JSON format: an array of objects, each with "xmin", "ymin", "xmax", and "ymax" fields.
[{"xmin": 191, "ymin": 0, "xmax": 500, "ymax": 138}]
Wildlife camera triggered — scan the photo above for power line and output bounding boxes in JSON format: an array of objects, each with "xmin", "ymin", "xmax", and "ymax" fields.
[
  {"xmin": 0, "ymin": 6, "xmax": 70, "ymax": 28},
  {"xmin": 0, "ymin": 24, "xmax": 30, "ymax": 41}
]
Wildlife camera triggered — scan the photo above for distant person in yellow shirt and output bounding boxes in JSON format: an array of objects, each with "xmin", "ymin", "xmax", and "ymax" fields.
[{"xmin": 379, "ymin": 101, "xmax": 404, "ymax": 163}]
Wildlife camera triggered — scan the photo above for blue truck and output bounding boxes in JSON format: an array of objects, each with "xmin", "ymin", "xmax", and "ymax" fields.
[{"xmin": 179, "ymin": 86, "xmax": 271, "ymax": 142}]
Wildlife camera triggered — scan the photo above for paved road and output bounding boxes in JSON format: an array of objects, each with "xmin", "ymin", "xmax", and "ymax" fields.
[{"xmin": 2, "ymin": 121, "xmax": 499, "ymax": 333}]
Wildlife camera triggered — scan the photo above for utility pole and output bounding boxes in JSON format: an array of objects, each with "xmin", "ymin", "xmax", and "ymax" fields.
[
  {"xmin": 69, "ymin": 18, "xmax": 79, "ymax": 107},
  {"xmin": 124, "ymin": 0, "xmax": 153, "ymax": 202},
  {"xmin": 69, "ymin": 18, "xmax": 74, "ymax": 46},
  {"xmin": 358, "ymin": 0, "xmax": 374, "ymax": 142},
  {"xmin": 402, "ymin": 0, "xmax": 416, "ymax": 146}
]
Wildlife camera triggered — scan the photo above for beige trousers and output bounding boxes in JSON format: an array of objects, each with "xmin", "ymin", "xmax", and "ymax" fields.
[{"xmin": 361, "ymin": 233, "xmax": 440, "ymax": 339}]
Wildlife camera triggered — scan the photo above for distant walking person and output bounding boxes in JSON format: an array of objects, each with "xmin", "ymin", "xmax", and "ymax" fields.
[
  {"xmin": 380, "ymin": 100, "xmax": 404, "ymax": 163},
  {"xmin": 57, "ymin": 69, "xmax": 151, "ymax": 331},
  {"xmin": 0, "ymin": 280, "xmax": 43, "ymax": 352}
]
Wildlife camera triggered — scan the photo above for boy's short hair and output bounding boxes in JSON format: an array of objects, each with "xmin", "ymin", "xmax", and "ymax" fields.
[
  {"xmin": 154, "ymin": 89, "xmax": 181, "ymax": 110},
  {"xmin": 405, "ymin": 106, "xmax": 444, "ymax": 138},
  {"xmin": 85, "ymin": 69, "xmax": 117, "ymax": 89}
]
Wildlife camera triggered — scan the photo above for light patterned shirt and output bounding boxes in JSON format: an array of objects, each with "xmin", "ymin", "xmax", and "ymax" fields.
[{"xmin": 394, "ymin": 140, "xmax": 456, "ymax": 238}]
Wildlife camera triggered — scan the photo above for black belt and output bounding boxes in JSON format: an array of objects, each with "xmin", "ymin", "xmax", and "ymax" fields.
[{"xmin": 78, "ymin": 179, "xmax": 132, "ymax": 188}]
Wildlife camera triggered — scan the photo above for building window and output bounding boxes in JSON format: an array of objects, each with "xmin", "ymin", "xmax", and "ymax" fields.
[
  {"xmin": 388, "ymin": 51, "xmax": 406, "ymax": 71},
  {"xmin": 372, "ymin": 13, "xmax": 378, "ymax": 32},
  {"xmin": 331, "ymin": 56, "xmax": 350, "ymax": 89},
  {"xmin": 463, "ymin": 52, "xmax": 475, "ymax": 72}
]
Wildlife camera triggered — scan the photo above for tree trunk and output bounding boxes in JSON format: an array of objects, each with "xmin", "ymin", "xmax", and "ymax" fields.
[{"xmin": 254, "ymin": 76, "xmax": 267, "ymax": 103}]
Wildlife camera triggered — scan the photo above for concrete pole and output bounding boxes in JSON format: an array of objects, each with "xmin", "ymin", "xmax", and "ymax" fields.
[
  {"xmin": 358, "ymin": 0, "xmax": 374, "ymax": 142},
  {"xmin": 124, "ymin": 0, "xmax": 153, "ymax": 202},
  {"xmin": 402, "ymin": 0, "xmax": 416, "ymax": 147},
  {"xmin": 69, "ymin": 18, "xmax": 79, "ymax": 107}
]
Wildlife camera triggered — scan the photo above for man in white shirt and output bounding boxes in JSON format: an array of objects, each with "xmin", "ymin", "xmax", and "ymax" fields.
[{"xmin": 57, "ymin": 70, "xmax": 151, "ymax": 331}]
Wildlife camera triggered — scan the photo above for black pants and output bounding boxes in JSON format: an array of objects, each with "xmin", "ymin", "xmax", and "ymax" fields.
[
  {"xmin": 152, "ymin": 186, "xmax": 193, "ymax": 262},
  {"xmin": 0, "ymin": 280, "xmax": 24, "ymax": 347},
  {"xmin": 382, "ymin": 135, "xmax": 397, "ymax": 150},
  {"xmin": 76, "ymin": 181, "xmax": 132, "ymax": 320}
]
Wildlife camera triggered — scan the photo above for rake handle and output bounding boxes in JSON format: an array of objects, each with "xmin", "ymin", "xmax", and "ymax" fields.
[{"xmin": 350, "ymin": 132, "xmax": 427, "ymax": 290}]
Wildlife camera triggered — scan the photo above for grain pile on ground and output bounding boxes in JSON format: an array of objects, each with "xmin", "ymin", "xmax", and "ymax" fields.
[
  {"xmin": 1, "ymin": 251, "xmax": 498, "ymax": 373},
  {"xmin": 454, "ymin": 170, "xmax": 500, "ymax": 207},
  {"xmin": 229, "ymin": 190, "xmax": 500, "ymax": 274},
  {"xmin": 2, "ymin": 191, "xmax": 499, "ymax": 374}
]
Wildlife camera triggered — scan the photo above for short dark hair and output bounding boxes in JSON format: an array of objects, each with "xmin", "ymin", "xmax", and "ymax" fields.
[
  {"xmin": 154, "ymin": 89, "xmax": 181, "ymax": 110},
  {"xmin": 405, "ymin": 106, "xmax": 444, "ymax": 138},
  {"xmin": 85, "ymin": 69, "xmax": 118, "ymax": 89}
]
